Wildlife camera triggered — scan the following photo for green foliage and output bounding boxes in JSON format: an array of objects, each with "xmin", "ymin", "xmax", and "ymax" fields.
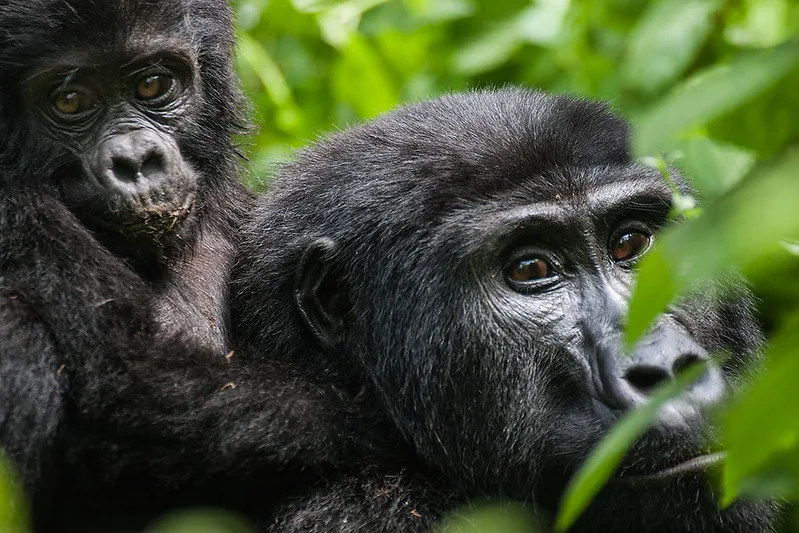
[
  {"xmin": 436, "ymin": 502, "xmax": 545, "ymax": 533},
  {"xmin": 0, "ymin": 454, "xmax": 29, "ymax": 533},
  {"xmin": 144, "ymin": 508, "xmax": 254, "ymax": 533}
]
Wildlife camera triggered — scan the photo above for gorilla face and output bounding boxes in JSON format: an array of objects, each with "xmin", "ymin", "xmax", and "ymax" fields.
[
  {"xmin": 346, "ymin": 165, "xmax": 773, "ymax": 531},
  {"xmin": 0, "ymin": 0, "xmax": 245, "ymax": 268},
  {"xmin": 236, "ymin": 88, "xmax": 775, "ymax": 532}
]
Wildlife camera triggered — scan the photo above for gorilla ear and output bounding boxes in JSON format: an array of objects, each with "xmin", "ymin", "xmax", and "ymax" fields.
[{"xmin": 295, "ymin": 238, "xmax": 351, "ymax": 349}]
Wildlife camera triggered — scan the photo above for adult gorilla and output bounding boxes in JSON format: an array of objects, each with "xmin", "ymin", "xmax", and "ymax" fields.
[
  {"xmin": 0, "ymin": 1, "xmax": 368, "ymax": 531},
  {"xmin": 233, "ymin": 89, "xmax": 778, "ymax": 532}
]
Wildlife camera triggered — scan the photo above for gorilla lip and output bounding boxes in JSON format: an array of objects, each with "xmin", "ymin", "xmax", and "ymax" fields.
[{"xmin": 617, "ymin": 451, "xmax": 726, "ymax": 484}]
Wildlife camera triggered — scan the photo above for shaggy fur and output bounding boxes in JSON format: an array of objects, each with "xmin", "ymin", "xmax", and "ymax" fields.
[
  {"xmin": 0, "ymin": 2, "xmax": 372, "ymax": 531},
  {"xmin": 232, "ymin": 89, "xmax": 778, "ymax": 532}
]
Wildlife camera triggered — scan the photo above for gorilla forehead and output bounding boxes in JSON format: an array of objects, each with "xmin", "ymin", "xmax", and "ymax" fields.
[
  {"xmin": 286, "ymin": 89, "xmax": 638, "ymax": 225},
  {"xmin": 0, "ymin": 0, "xmax": 232, "ymax": 71}
]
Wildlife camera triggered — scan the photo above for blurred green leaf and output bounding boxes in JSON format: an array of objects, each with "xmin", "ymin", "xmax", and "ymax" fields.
[
  {"xmin": 237, "ymin": 33, "xmax": 304, "ymax": 133},
  {"xmin": 724, "ymin": 0, "xmax": 799, "ymax": 48},
  {"xmin": 0, "ymin": 454, "xmax": 29, "ymax": 533},
  {"xmin": 450, "ymin": 23, "xmax": 524, "ymax": 75},
  {"xmin": 626, "ymin": 147, "xmax": 799, "ymax": 346},
  {"xmin": 516, "ymin": 0, "xmax": 570, "ymax": 46},
  {"xmin": 145, "ymin": 508, "xmax": 254, "ymax": 533},
  {"xmin": 671, "ymin": 137, "xmax": 755, "ymax": 199},
  {"xmin": 554, "ymin": 363, "xmax": 708, "ymax": 532},
  {"xmin": 622, "ymin": 0, "xmax": 721, "ymax": 95},
  {"xmin": 634, "ymin": 40, "xmax": 799, "ymax": 155},
  {"xmin": 722, "ymin": 314, "xmax": 799, "ymax": 506},
  {"xmin": 332, "ymin": 35, "xmax": 400, "ymax": 118},
  {"xmin": 436, "ymin": 502, "xmax": 544, "ymax": 533}
]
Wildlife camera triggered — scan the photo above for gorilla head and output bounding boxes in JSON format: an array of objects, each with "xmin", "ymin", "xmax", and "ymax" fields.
[
  {"xmin": 0, "ymin": 0, "xmax": 248, "ymax": 272},
  {"xmin": 234, "ymin": 89, "xmax": 775, "ymax": 532}
]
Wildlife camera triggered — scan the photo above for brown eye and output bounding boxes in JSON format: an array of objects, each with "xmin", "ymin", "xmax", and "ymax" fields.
[
  {"xmin": 53, "ymin": 90, "xmax": 94, "ymax": 116},
  {"xmin": 508, "ymin": 258, "xmax": 553, "ymax": 282},
  {"xmin": 611, "ymin": 231, "xmax": 651, "ymax": 262},
  {"xmin": 135, "ymin": 74, "xmax": 173, "ymax": 101}
]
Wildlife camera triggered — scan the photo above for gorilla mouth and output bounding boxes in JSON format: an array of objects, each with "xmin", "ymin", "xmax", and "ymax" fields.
[
  {"xmin": 115, "ymin": 193, "xmax": 196, "ymax": 239},
  {"xmin": 617, "ymin": 451, "xmax": 726, "ymax": 484}
]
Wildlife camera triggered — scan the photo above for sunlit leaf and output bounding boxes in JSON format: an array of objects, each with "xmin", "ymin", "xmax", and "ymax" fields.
[
  {"xmin": 237, "ymin": 33, "xmax": 304, "ymax": 134},
  {"xmin": 671, "ymin": 137, "xmax": 756, "ymax": 200},
  {"xmin": 515, "ymin": 0, "xmax": 570, "ymax": 46},
  {"xmin": 626, "ymin": 147, "xmax": 799, "ymax": 346},
  {"xmin": 554, "ymin": 363, "xmax": 708, "ymax": 532},
  {"xmin": 622, "ymin": 0, "xmax": 721, "ymax": 94},
  {"xmin": 722, "ymin": 315, "xmax": 799, "ymax": 506},
  {"xmin": 331, "ymin": 35, "xmax": 400, "ymax": 118},
  {"xmin": 450, "ymin": 25, "xmax": 523, "ymax": 76},
  {"xmin": 634, "ymin": 40, "xmax": 799, "ymax": 155}
]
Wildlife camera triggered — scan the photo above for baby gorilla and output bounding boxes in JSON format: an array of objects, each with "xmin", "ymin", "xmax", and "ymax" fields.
[
  {"xmin": 0, "ymin": 1, "xmax": 372, "ymax": 531},
  {"xmin": 233, "ymin": 89, "xmax": 777, "ymax": 532}
]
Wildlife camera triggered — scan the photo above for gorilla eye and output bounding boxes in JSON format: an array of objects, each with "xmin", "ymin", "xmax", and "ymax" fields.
[
  {"xmin": 611, "ymin": 231, "xmax": 652, "ymax": 262},
  {"xmin": 52, "ymin": 89, "xmax": 95, "ymax": 117},
  {"xmin": 135, "ymin": 74, "xmax": 174, "ymax": 101},
  {"xmin": 509, "ymin": 258, "xmax": 553, "ymax": 282},
  {"xmin": 504, "ymin": 253, "xmax": 558, "ymax": 293}
]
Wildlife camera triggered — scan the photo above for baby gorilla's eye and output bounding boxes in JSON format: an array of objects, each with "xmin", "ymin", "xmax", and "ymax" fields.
[
  {"xmin": 135, "ymin": 74, "xmax": 174, "ymax": 101},
  {"xmin": 507, "ymin": 257, "xmax": 554, "ymax": 282},
  {"xmin": 611, "ymin": 231, "xmax": 651, "ymax": 262},
  {"xmin": 52, "ymin": 89, "xmax": 95, "ymax": 116}
]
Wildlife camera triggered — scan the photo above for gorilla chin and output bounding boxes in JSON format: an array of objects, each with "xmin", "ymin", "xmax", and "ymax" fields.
[{"xmin": 575, "ymin": 474, "xmax": 779, "ymax": 533}]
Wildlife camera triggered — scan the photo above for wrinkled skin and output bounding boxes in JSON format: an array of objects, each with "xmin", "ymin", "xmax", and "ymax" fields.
[{"xmin": 233, "ymin": 89, "xmax": 778, "ymax": 532}]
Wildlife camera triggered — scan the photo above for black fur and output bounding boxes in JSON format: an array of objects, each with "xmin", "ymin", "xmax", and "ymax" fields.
[
  {"xmin": 0, "ymin": 2, "xmax": 370, "ymax": 531},
  {"xmin": 233, "ymin": 88, "xmax": 778, "ymax": 532}
]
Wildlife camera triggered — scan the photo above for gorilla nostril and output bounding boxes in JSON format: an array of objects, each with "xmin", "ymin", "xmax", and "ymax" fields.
[
  {"xmin": 673, "ymin": 352, "xmax": 703, "ymax": 376},
  {"xmin": 111, "ymin": 156, "xmax": 138, "ymax": 183},
  {"xmin": 624, "ymin": 366, "xmax": 670, "ymax": 395},
  {"xmin": 140, "ymin": 152, "xmax": 165, "ymax": 179}
]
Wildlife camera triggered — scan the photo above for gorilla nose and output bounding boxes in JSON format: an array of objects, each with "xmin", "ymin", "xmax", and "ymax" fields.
[
  {"xmin": 600, "ymin": 323, "xmax": 727, "ymax": 427},
  {"xmin": 623, "ymin": 351, "xmax": 703, "ymax": 395},
  {"xmin": 98, "ymin": 131, "xmax": 168, "ymax": 187}
]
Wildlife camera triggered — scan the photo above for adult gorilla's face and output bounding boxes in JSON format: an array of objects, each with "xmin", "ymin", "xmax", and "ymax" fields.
[{"xmin": 348, "ymin": 164, "xmax": 772, "ymax": 530}]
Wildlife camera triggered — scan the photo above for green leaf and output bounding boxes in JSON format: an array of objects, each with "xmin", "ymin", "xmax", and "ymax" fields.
[
  {"xmin": 450, "ymin": 25, "xmax": 523, "ymax": 75},
  {"xmin": 634, "ymin": 40, "xmax": 799, "ymax": 156},
  {"xmin": 671, "ymin": 137, "xmax": 755, "ymax": 200},
  {"xmin": 554, "ymin": 363, "xmax": 708, "ymax": 532},
  {"xmin": 145, "ymin": 508, "xmax": 254, "ymax": 533},
  {"xmin": 331, "ymin": 35, "xmax": 400, "ymax": 118},
  {"xmin": 624, "ymin": 245, "xmax": 677, "ymax": 348},
  {"xmin": 436, "ymin": 502, "xmax": 544, "ymax": 533},
  {"xmin": 626, "ymin": 147, "xmax": 799, "ymax": 347},
  {"xmin": 0, "ymin": 454, "xmax": 29, "ymax": 533},
  {"xmin": 515, "ymin": 0, "xmax": 570, "ymax": 46},
  {"xmin": 722, "ymin": 315, "xmax": 799, "ymax": 506},
  {"xmin": 622, "ymin": 0, "xmax": 722, "ymax": 95}
]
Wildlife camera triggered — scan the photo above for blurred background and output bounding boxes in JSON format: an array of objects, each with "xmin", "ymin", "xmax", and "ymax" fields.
[{"xmin": 234, "ymin": 0, "xmax": 799, "ymax": 185}]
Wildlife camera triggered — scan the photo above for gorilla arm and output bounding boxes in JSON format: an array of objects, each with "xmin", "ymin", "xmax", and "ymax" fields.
[{"xmin": 0, "ymin": 191, "xmax": 373, "ymax": 495}]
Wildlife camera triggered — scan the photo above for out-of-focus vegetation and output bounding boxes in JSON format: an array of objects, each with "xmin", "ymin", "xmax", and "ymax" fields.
[
  {"xmin": 0, "ymin": 454, "xmax": 27, "ymax": 533},
  {"xmin": 2, "ymin": 1, "xmax": 798, "ymax": 531}
]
